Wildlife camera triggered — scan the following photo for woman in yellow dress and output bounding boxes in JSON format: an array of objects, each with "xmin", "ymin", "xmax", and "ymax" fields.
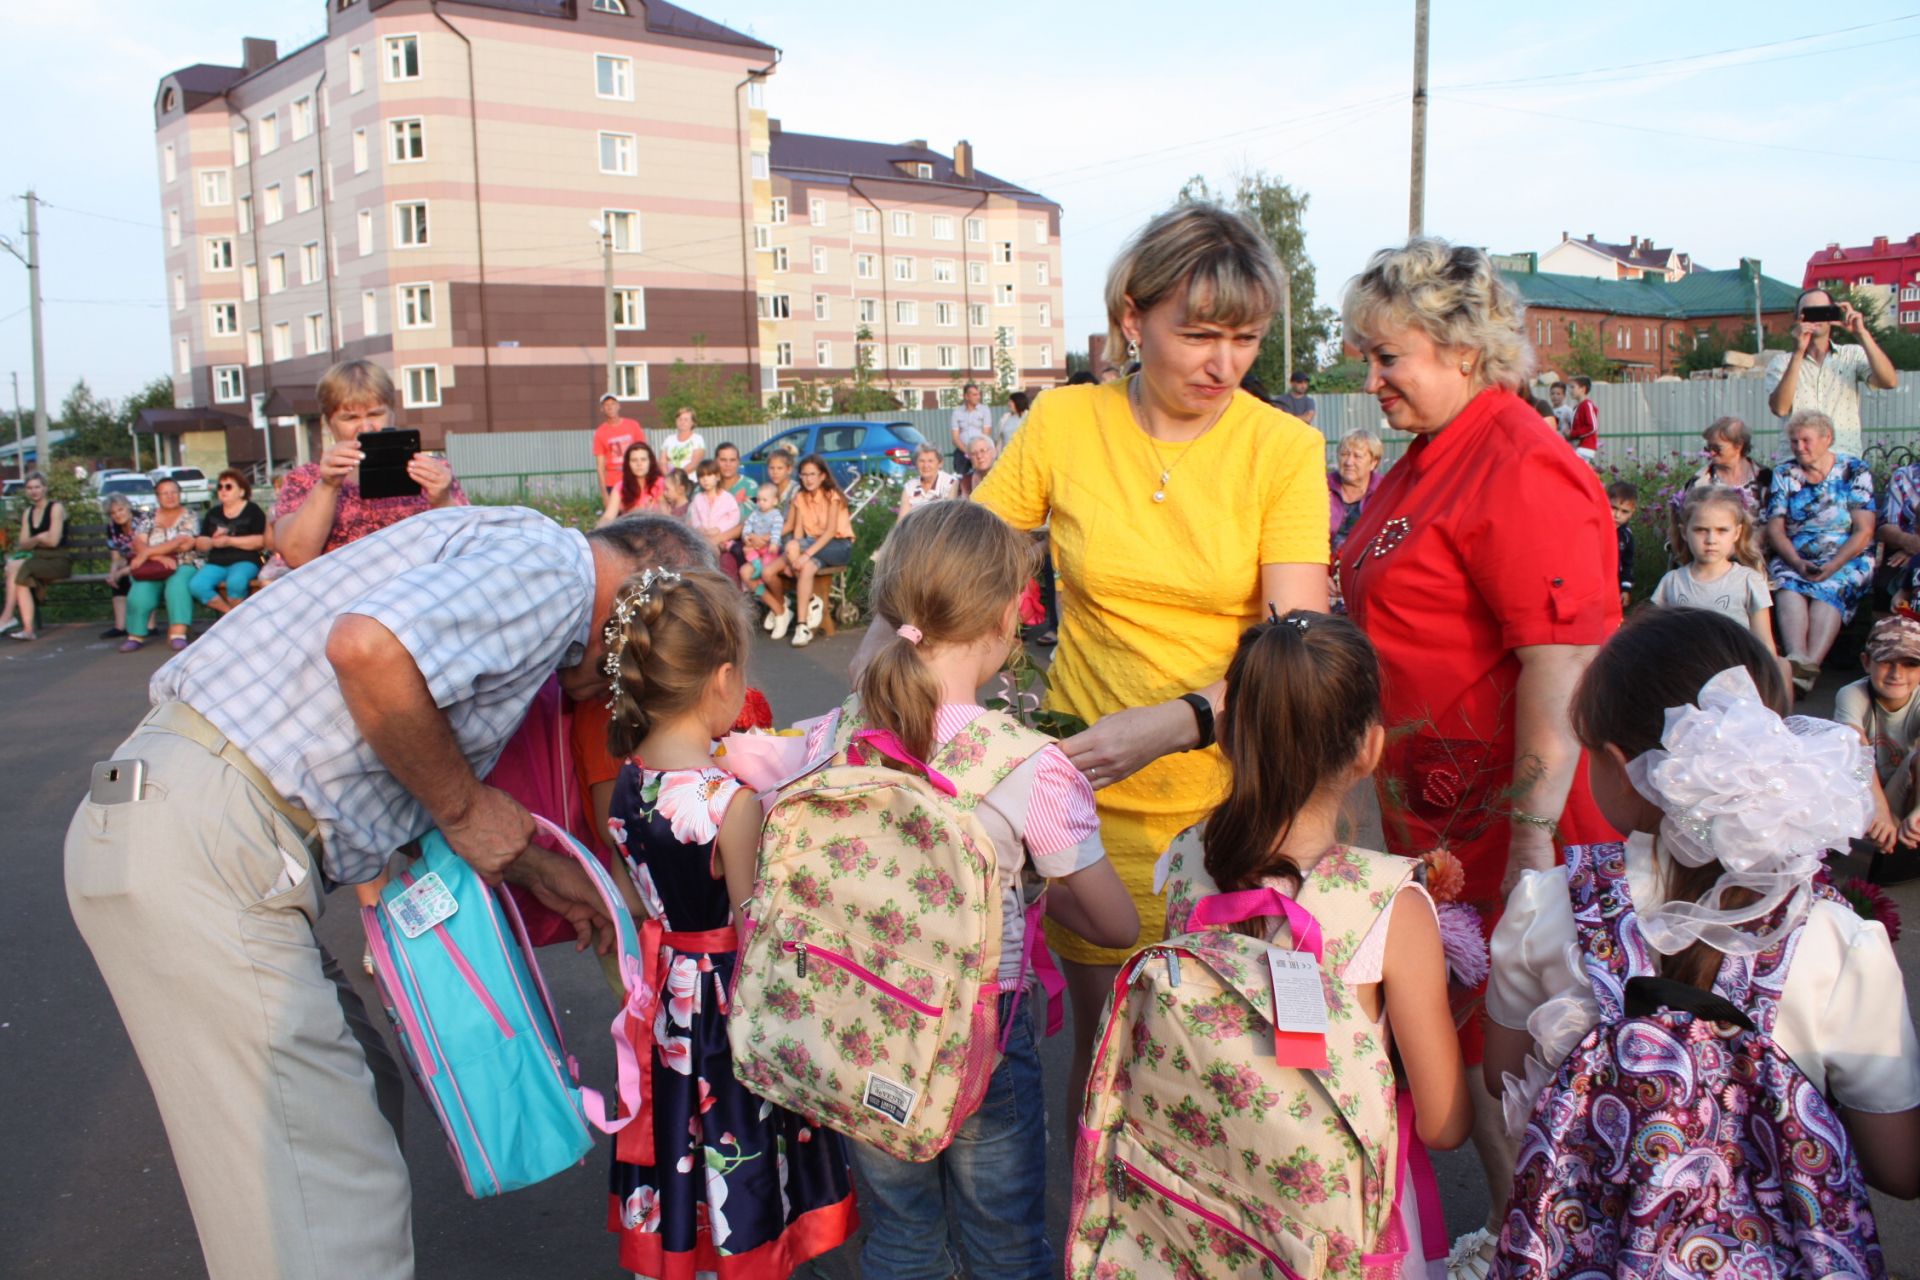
[{"xmin": 972, "ymin": 205, "xmax": 1331, "ymax": 1104}]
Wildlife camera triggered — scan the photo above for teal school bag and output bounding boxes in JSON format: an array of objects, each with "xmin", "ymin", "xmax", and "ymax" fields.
[{"xmin": 362, "ymin": 815, "xmax": 644, "ymax": 1197}]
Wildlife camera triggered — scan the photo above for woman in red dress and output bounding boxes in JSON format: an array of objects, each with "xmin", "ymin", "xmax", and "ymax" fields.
[{"xmin": 1334, "ymin": 239, "xmax": 1621, "ymax": 1275}]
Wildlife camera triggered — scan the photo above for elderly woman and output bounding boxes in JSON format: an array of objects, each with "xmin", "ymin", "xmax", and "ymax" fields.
[
  {"xmin": 1666, "ymin": 415, "xmax": 1772, "ymax": 560},
  {"xmin": 122, "ymin": 476, "xmax": 201, "ymax": 652},
  {"xmin": 897, "ymin": 442, "xmax": 959, "ymax": 518},
  {"xmin": 0, "ymin": 472, "xmax": 69, "ymax": 641},
  {"xmin": 958, "ymin": 434, "xmax": 998, "ymax": 498},
  {"xmin": 1327, "ymin": 429, "xmax": 1384, "ymax": 612},
  {"xmin": 1335, "ymin": 238, "xmax": 1621, "ymax": 1270},
  {"xmin": 190, "ymin": 470, "xmax": 268, "ymax": 613},
  {"xmin": 98, "ymin": 493, "xmax": 139, "ymax": 639},
  {"xmin": 1767, "ymin": 409, "xmax": 1876, "ymax": 692},
  {"xmin": 273, "ymin": 360, "xmax": 463, "ymax": 568},
  {"xmin": 962, "ymin": 204, "xmax": 1329, "ymax": 1109}
]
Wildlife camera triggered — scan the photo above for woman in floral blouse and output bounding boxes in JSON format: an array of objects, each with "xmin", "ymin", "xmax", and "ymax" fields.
[
  {"xmin": 1766, "ymin": 409, "xmax": 1877, "ymax": 693},
  {"xmin": 121, "ymin": 477, "xmax": 201, "ymax": 652}
]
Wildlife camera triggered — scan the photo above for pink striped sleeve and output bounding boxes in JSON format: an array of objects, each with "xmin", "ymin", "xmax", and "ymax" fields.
[{"xmin": 1022, "ymin": 743, "xmax": 1101, "ymax": 864}]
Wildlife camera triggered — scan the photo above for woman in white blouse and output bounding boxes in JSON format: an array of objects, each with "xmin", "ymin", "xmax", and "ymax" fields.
[{"xmin": 896, "ymin": 443, "xmax": 959, "ymax": 519}]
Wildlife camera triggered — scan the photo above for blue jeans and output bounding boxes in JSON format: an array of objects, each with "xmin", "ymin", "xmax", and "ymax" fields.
[
  {"xmin": 189, "ymin": 560, "xmax": 259, "ymax": 605},
  {"xmin": 849, "ymin": 991, "xmax": 1049, "ymax": 1280}
]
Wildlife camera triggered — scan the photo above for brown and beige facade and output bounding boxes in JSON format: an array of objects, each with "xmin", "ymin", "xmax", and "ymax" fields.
[{"xmin": 154, "ymin": 0, "xmax": 777, "ymax": 461}]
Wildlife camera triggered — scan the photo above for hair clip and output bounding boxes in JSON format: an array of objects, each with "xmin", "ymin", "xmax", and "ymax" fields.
[
  {"xmin": 603, "ymin": 566, "xmax": 684, "ymax": 715},
  {"xmin": 1267, "ymin": 602, "xmax": 1282, "ymax": 624},
  {"xmin": 1283, "ymin": 613, "xmax": 1310, "ymax": 632}
]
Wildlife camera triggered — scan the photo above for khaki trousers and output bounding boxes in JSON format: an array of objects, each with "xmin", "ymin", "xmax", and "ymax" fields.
[{"xmin": 65, "ymin": 716, "xmax": 413, "ymax": 1280}]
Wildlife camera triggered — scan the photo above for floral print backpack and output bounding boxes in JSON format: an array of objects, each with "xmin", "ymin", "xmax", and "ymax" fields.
[
  {"xmin": 1494, "ymin": 842, "xmax": 1883, "ymax": 1279},
  {"xmin": 1069, "ymin": 833, "xmax": 1419, "ymax": 1280},
  {"xmin": 728, "ymin": 702, "xmax": 1048, "ymax": 1161}
]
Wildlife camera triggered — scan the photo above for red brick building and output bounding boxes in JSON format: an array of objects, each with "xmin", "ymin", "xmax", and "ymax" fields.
[{"xmin": 1805, "ymin": 235, "xmax": 1920, "ymax": 331}]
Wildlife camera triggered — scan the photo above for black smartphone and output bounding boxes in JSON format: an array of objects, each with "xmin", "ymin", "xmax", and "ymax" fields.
[
  {"xmin": 1800, "ymin": 304, "xmax": 1844, "ymax": 323},
  {"xmin": 358, "ymin": 428, "xmax": 422, "ymax": 499}
]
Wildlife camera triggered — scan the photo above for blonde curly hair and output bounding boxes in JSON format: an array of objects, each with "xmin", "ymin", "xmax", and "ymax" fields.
[{"xmin": 1341, "ymin": 237, "xmax": 1534, "ymax": 391}]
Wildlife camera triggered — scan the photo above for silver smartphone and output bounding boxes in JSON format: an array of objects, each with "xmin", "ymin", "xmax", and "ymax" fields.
[{"xmin": 90, "ymin": 759, "xmax": 147, "ymax": 805}]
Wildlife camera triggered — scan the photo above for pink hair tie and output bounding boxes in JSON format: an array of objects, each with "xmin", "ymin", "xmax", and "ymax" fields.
[{"xmin": 896, "ymin": 624, "xmax": 923, "ymax": 645}]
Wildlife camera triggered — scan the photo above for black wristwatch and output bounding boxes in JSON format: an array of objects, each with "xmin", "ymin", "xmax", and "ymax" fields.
[{"xmin": 1178, "ymin": 693, "xmax": 1216, "ymax": 752}]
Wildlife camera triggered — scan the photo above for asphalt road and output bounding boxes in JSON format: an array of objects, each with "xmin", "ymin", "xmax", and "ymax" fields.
[{"xmin": 4, "ymin": 616, "xmax": 1917, "ymax": 1277}]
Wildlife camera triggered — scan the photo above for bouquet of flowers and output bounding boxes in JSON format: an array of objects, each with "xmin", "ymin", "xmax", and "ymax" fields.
[{"xmin": 1419, "ymin": 846, "xmax": 1490, "ymax": 988}]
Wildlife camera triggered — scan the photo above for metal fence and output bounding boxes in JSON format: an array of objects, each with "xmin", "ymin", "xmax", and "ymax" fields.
[{"xmin": 446, "ymin": 384, "xmax": 1920, "ymax": 496}]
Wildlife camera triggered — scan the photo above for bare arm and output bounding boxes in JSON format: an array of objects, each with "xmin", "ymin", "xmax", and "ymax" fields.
[
  {"xmin": 1043, "ymin": 860, "xmax": 1139, "ymax": 950},
  {"xmin": 1747, "ymin": 605, "xmax": 1778, "ymax": 657},
  {"xmin": 596, "ymin": 485, "xmax": 622, "ymax": 529},
  {"xmin": 275, "ymin": 488, "xmax": 343, "ymax": 568},
  {"xmin": 1842, "ymin": 1105, "xmax": 1920, "ymax": 1199},
  {"xmin": 1383, "ymin": 888, "xmax": 1472, "ymax": 1148},
  {"xmin": 1768, "ymin": 337, "xmax": 1806, "ymax": 418},
  {"xmin": 1503, "ymin": 643, "xmax": 1599, "ymax": 892},
  {"xmin": 715, "ymin": 787, "xmax": 764, "ymax": 921},
  {"xmin": 1765, "ymin": 515, "xmax": 1802, "ymax": 570},
  {"xmin": 1482, "ymin": 1020, "xmax": 1534, "ymax": 1105}
]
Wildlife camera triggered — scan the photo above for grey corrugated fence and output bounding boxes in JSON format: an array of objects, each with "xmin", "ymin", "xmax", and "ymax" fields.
[{"xmin": 447, "ymin": 384, "xmax": 1920, "ymax": 496}]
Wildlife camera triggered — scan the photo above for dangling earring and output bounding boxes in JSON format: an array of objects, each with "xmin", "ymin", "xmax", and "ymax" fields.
[{"xmin": 1128, "ymin": 340, "xmax": 1141, "ymax": 361}]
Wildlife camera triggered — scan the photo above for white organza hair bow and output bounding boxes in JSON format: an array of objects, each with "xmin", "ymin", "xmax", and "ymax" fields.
[{"xmin": 1625, "ymin": 665, "xmax": 1872, "ymax": 956}]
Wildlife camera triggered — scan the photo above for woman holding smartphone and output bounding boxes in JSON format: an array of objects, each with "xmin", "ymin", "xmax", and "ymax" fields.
[{"xmin": 273, "ymin": 360, "xmax": 465, "ymax": 568}]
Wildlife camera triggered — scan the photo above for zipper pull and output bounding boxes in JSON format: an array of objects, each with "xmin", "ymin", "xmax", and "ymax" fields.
[
  {"xmin": 794, "ymin": 943, "xmax": 808, "ymax": 979},
  {"xmin": 1165, "ymin": 953, "xmax": 1181, "ymax": 989}
]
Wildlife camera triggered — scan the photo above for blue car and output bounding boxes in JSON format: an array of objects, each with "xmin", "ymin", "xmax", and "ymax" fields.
[{"xmin": 740, "ymin": 420, "xmax": 929, "ymax": 488}]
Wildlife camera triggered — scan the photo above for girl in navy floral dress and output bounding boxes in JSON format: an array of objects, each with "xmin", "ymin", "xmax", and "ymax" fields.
[{"xmin": 599, "ymin": 567, "xmax": 856, "ymax": 1278}]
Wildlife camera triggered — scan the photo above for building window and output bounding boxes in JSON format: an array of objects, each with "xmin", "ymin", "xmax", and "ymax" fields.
[
  {"xmin": 259, "ymin": 112, "xmax": 279, "ymax": 154},
  {"xmin": 394, "ymin": 201, "xmax": 429, "ymax": 247},
  {"xmin": 753, "ymin": 224, "xmax": 771, "ymax": 250},
  {"xmin": 746, "ymin": 78, "xmax": 764, "ymax": 109},
  {"xmin": 213, "ymin": 365, "xmax": 245, "ymax": 403},
  {"xmin": 236, "ymin": 195, "xmax": 252, "ymax": 234},
  {"xmin": 965, "ymin": 217, "xmax": 985, "ymax": 243},
  {"xmin": 856, "ymin": 340, "xmax": 878, "ymax": 370},
  {"xmin": 967, "ymin": 261, "xmax": 986, "ymax": 286},
  {"xmin": 598, "ymin": 131, "xmax": 635, "ymax": 175},
  {"xmin": 758, "ymin": 294, "xmax": 792, "ymax": 320},
  {"xmin": 232, "ymin": 127, "xmax": 249, "ymax": 166},
  {"xmin": 1039, "ymin": 343, "xmax": 1052, "ymax": 367},
  {"xmin": 268, "ymin": 254, "xmax": 287, "ymax": 293},
  {"xmin": 402, "ymin": 364, "xmax": 441, "ymax": 407},
  {"xmin": 163, "ymin": 143, "xmax": 177, "ymax": 183},
  {"xmin": 301, "ymin": 242, "xmax": 322, "ymax": 284},
  {"xmin": 198, "ymin": 170, "xmax": 230, "ymax": 207},
  {"xmin": 271, "ymin": 322, "xmax": 292, "ymax": 361},
  {"xmin": 1036, "ymin": 262, "xmax": 1049, "ymax": 286},
  {"xmin": 1034, "ymin": 221, "xmax": 1048, "ymax": 245},
  {"xmin": 397, "ymin": 283, "xmax": 434, "ymax": 329},
  {"xmin": 996, "ymin": 241, "xmax": 1014, "ymax": 265},
  {"xmin": 995, "ymin": 283, "xmax": 1015, "ymax": 305},
  {"xmin": 770, "ymin": 197, "xmax": 788, "ymax": 225},
  {"xmin": 895, "ymin": 300, "xmax": 918, "ymax": 325},
  {"xmin": 932, "ymin": 259, "xmax": 955, "ymax": 283},
  {"xmin": 854, "ymin": 208, "xmax": 876, "ymax": 234},
  {"xmin": 204, "ymin": 237, "xmax": 234, "ymax": 272},
  {"xmin": 771, "ymin": 247, "xmax": 789, "ymax": 272},
  {"xmin": 263, "ymin": 184, "xmax": 284, "ymax": 224},
  {"xmin": 167, "ymin": 208, "xmax": 181, "ymax": 247},
  {"xmin": 857, "ymin": 298, "xmax": 878, "ymax": 324},
  {"xmin": 241, "ymin": 261, "xmax": 258, "ymax": 300},
  {"xmin": 855, "ymin": 254, "xmax": 877, "ymax": 280},
  {"xmin": 296, "ymin": 170, "xmax": 317, "ymax": 213},
  {"xmin": 1038, "ymin": 303, "xmax": 1051, "ymax": 327},
  {"xmin": 935, "ymin": 302, "xmax": 955, "ymax": 326},
  {"xmin": 291, "ymin": 96, "xmax": 313, "ymax": 140},
  {"xmin": 246, "ymin": 328, "xmax": 263, "ymax": 365},
  {"xmin": 815, "ymin": 339, "xmax": 832, "ymax": 366},
  {"xmin": 751, "ymin": 151, "xmax": 769, "ymax": 180},
  {"xmin": 176, "ymin": 336, "xmax": 190, "ymax": 374},
  {"xmin": 603, "ymin": 209, "xmax": 638, "ymax": 251},
  {"xmin": 613, "ymin": 362, "xmax": 648, "ymax": 400},
  {"xmin": 774, "ymin": 341, "xmax": 793, "ymax": 367},
  {"xmin": 891, "ymin": 211, "xmax": 914, "ymax": 237},
  {"xmin": 389, "ymin": 118, "xmax": 425, "ymax": 163},
  {"xmin": 809, "ymin": 198, "xmax": 825, "ymax": 226},
  {"xmin": 895, "ymin": 344, "xmax": 920, "ymax": 370},
  {"xmin": 914, "ymin": 163, "xmax": 933, "ymax": 180},
  {"xmin": 931, "ymin": 215, "xmax": 953, "ymax": 241},
  {"xmin": 357, "ymin": 208, "xmax": 374, "ymax": 256},
  {"xmin": 361, "ymin": 290, "xmax": 378, "ymax": 337},
  {"xmin": 936, "ymin": 345, "xmax": 957, "ymax": 370},
  {"xmin": 594, "ymin": 53, "xmax": 634, "ymax": 99},
  {"xmin": 304, "ymin": 312, "xmax": 327, "ymax": 354},
  {"xmin": 1616, "ymin": 325, "xmax": 1629, "ymax": 349},
  {"xmin": 811, "ymin": 246, "xmax": 827, "ymax": 273},
  {"xmin": 613, "ymin": 287, "xmax": 645, "ymax": 329},
  {"xmin": 970, "ymin": 345, "xmax": 990, "ymax": 370},
  {"xmin": 813, "ymin": 293, "xmax": 830, "ymax": 321},
  {"xmin": 968, "ymin": 303, "xmax": 988, "ymax": 327},
  {"xmin": 348, "ymin": 47, "xmax": 364, "ymax": 93},
  {"xmin": 893, "ymin": 256, "xmax": 916, "ymax": 282},
  {"xmin": 386, "ymin": 35, "xmax": 421, "ymax": 81},
  {"xmin": 351, "ymin": 127, "xmax": 369, "ymax": 174},
  {"xmin": 593, "ymin": 0, "xmax": 628, "ymax": 11}
]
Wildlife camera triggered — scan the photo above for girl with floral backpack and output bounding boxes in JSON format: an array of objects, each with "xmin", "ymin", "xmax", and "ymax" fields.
[
  {"xmin": 1486, "ymin": 608, "xmax": 1920, "ymax": 1279},
  {"xmin": 1071, "ymin": 612, "xmax": 1472, "ymax": 1280}
]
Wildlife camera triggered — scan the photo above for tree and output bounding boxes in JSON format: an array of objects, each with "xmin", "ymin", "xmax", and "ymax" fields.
[
  {"xmin": 1175, "ymin": 171, "xmax": 1335, "ymax": 385},
  {"xmin": 834, "ymin": 325, "xmax": 903, "ymax": 413},
  {"xmin": 653, "ymin": 335, "xmax": 762, "ymax": 428},
  {"xmin": 52, "ymin": 378, "xmax": 127, "ymax": 464},
  {"xmin": 1065, "ymin": 350, "xmax": 1090, "ymax": 376},
  {"xmin": 1831, "ymin": 284, "xmax": 1920, "ymax": 371},
  {"xmin": 1558, "ymin": 327, "xmax": 1619, "ymax": 382}
]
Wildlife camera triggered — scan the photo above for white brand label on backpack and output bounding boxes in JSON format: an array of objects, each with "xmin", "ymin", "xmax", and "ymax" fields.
[
  {"xmin": 389, "ymin": 872, "xmax": 459, "ymax": 939},
  {"xmin": 1267, "ymin": 950, "xmax": 1329, "ymax": 1034},
  {"xmin": 863, "ymin": 1072, "xmax": 918, "ymax": 1125}
]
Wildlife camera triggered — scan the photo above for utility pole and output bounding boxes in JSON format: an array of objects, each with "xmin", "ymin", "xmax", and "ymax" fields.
[
  {"xmin": 1750, "ymin": 258, "xmax": 1764, "ymax": 359},
  {"xmin": 1280, "ymin": 263, "xmax": 1293, "ymax": 387},
  {"xmin": 0, "ymin": 191, "xmax": 49, "ymax": 471},
  {"xmin": 601, "ymin": 224, "xmax": 617, "ymax": 397},
  {"xmin": 1408, "ymin": 0, "xmax": 1430, "ymax": 238}
]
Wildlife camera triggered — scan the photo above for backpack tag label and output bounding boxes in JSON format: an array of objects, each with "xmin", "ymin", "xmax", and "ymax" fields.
[
  {"xmin": 862, "ymin": 1072, "xmax": 918, "ymax": 1125},
  {"xmin": 389, "ymin": 872, "xmax": 459, "ymax": 939},
  {"xmin": 1267, "ymin": 949, "xmax": 1330, "ymax": 1070}
]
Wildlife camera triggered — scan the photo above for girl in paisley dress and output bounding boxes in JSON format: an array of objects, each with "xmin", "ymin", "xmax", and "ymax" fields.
[{"xmin": 600, "ymin": 568, "xmax": 856, "ymax": 1278}]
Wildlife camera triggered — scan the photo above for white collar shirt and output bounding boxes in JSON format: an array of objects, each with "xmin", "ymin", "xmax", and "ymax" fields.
[{"xmin": 1767, "ymin": 343, "xmax": 1871, "ymax": 456}]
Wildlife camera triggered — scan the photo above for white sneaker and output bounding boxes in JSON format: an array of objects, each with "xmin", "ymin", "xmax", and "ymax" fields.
[
  {"xmin": 806, "ymin": 594, "xmax": 824, "ymax": 630},
  {"xmin": 762, "ymin": 604, "xmax": 779, "ymax": 633},
  {"xmin": 0, "ymin": 618, "xmax": 17, "ymax": 634},
  {"xmin": 790, "ymin": 623, "xmax": 813, "ymax": 648},
  {"xmin": 768, "ymin": 607, "xmax": 793, "ymax": 641}
]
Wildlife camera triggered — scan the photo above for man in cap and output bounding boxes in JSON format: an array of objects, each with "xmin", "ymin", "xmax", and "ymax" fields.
[{"xmin": 1835, "ymin": 610, "xmax": 1920, "ymax": 884}]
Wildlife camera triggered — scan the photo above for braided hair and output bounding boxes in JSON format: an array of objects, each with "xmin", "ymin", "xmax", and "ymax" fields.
[{"xmin": 603, "ymin": 568, "xmax": 749, "ymax": 758}]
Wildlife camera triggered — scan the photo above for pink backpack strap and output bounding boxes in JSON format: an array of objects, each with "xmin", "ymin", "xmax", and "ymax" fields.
[
  {"xmin": 846, "ymin": 728, "xmax": 959, "ymax": 797},
  {"xmin": 1187, "ymin": 888, "xmax": 1325, "ymax": 961}
]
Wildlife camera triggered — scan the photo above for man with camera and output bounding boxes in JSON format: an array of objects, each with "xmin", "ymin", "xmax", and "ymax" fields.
[{"xmin": 1767, "ymin": 288, "xmax": 1899, "ymax": 457}]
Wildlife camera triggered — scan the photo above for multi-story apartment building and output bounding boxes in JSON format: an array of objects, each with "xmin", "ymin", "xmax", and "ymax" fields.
[
  {"xmin": 761, "ymin": 126, "xmax": 1064, "ymax": 409},
  {"xmin": 152, "ymin": 0, "xmax": 775, "ymax": 465},
  {"xmin": 1806, "ymin": 234, "xmax": 1920, "ymax": 332}
]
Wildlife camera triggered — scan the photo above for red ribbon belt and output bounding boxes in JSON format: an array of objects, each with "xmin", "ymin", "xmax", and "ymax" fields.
[{"xmin": 615, "ymin": 920, "xmax": 738, "ymax": 1166}]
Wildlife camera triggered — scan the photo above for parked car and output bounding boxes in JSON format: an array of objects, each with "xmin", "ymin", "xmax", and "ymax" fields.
[
  {"xmin": 740, "ymin": 421, "xmax": 929, "ymax": 488},
  {"xmin": 148, "ymin": 465, "xmax": 213, "ymax": 505},
  {"xmin": 88, "ymin": 468, "xmax": 135, "ymax": 493},
  {"xmin": 97, "ymin": 474, "xmax": 159, "ymax": 515}
]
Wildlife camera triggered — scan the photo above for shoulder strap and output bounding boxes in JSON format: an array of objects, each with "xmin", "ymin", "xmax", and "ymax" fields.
[
  {"xmin": 1295, "ymin": 848, "xmax": 1418, "ymax": 973},
  {"xmin": 1565, "ymin": 842, "xmax": 1657, "ymax": 1023},
  {"xmin": 928, "ymin": 709, "xmax": 1047, "ymax": 811},
  {"xmin": 1710, "ymin": 884, "xmax": 1822, "ymax": 1037}
]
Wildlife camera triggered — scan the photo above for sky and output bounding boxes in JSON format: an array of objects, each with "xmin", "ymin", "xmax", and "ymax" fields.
[{"xmin": 3, "ymin": 0, "xmax": 1919, "ymax": 410}]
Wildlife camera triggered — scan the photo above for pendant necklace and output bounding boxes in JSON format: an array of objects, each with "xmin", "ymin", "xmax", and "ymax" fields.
[{"xmin": 1130, "ymin": 374, "xmax": 1223, "ymax": 503}]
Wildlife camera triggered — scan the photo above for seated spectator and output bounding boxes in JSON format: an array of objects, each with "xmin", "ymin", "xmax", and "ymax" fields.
[
  {"xmin": 99, "ymin": 493, "xmax": 138, "ymax": 639},
  {"xmin": 1766, "ymin": 409, "xmax": 1877, "ymax": 693},
  {"xmin": 761, "ymin": 447, "xmax": 799, "ymax": 514},
  {"xmin": 958, "ymin": 434, "xmax": 997, "ymax": 499},
  {"xmin": 737, "ymin": 484, "xmax": 786, "ymax": 595},
  {"xmin": 190, "ymin": 470, "xmax": 268, "ymax": 615},
  {"xmin": 659, "ymin": 406, "xmax": 708, "ymax": 472},
  {"xmin": 660, "ymin": 468, "xmax": 692, "ymax": 520},
  {"xmin": 716, "ymin": 442, "xmax": 758, "ymax": 504},
  {"xmin": 1878, "ymin": 456, "xmax": 1920, "ymax": 605},
  {"xmin": 1666, "ymin": 416, "xmax": 1772, "ymax": 561},
  {"xmin": 597, "ymin": 439, "xmax": 665, "ymax": 527},
  {"xmin": 688, "ymin": 458, "xmax": 743, "ymax": 576},
  {"xmin": 1836, "ymin": 613, "xmax": 1920, "ymax": 884},
  {"xmin": 896, "ymin": 443, "xmax": 959, "ymax": 518},
  {"xmin": 274, "ymin": 360, "xmax": 464, "ymax": 568},
  {"xmin": 0, "ymin": 471, "xmax": 69, "ymax": 641},
  {"xmin": 762, "ymin": 454, "xmax": 852, "ymax": 648},
  {"xmin": 122, "ymin": 476, "xmax": 200, "ymax": 652},
  {"xmin": 1607, "ymin": 480, "xmax": 1638, "ymax": 609}
]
